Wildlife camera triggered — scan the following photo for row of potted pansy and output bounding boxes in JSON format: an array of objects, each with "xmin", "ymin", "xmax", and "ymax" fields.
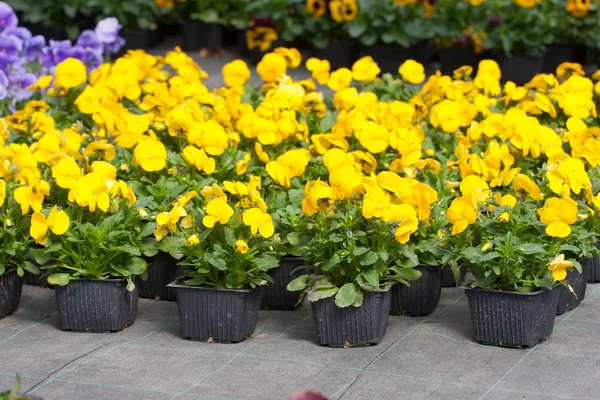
[{"xmin": 0, "ymin": 22, "xmax": 599, "ymax": 347}]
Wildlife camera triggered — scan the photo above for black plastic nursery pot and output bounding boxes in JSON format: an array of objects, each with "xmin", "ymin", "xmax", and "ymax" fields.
[
  {"xmin": 364, "ymin": 43, "xmax": 413, "ymax": 75},
  {"xmin": 493, "ymin": 52, "xmax": 543, "ymax": 86},
  {"xmin": 55, "ymin": 279, "xmax": 139, "ymax": 333},
  {"xmin": 169, "ymin": 283, "xmax": 262, "ymax": 343},
  {"xmin": 139, "ymin": 252, "xmax": 187, "ymax": 301},
  {"xmin": 261, "ymin": 256, "xmax": 304, "ymax": 310},
  {"xmin": 311, "ymin": 289, "xmax": 391, "ymax": 348},
  {"xmin": 584, "ymin": 243, "xmax": 600, "ymax": 283},
  {"xmin": 555, "ymin": 262, "xmax": 590, "ymax": 315},
  {"xmin": 438, "ymin": 48, "xmax": 480, "ymax": 76},
  {"xmin": 441, "ymin": 264, "xmax": 468, "ymax": 288},
  {"xmin": 0, "ymin": 269, "xmax": 24, "ymax": 319},
  {"xmin": 312, "ymin": 42, "xmax": 357, "ymax": 70},
  {"xmin": 182, "ymin": 20, "xmax": 223, "ymax": 50},
  {"xmin": 465, "ymin": 287, "xmax": 559, "ymax": 348},
  {"xmin": 24, "ymin": 271, "xmax": 52, "ymax": 288},
  {"xmin": 390, "ymin": 265, "xmax": 442, "ymax": 316},
  {"xmin": 542, "ymin": 44, "xmax": 579, "ymax": 73}
]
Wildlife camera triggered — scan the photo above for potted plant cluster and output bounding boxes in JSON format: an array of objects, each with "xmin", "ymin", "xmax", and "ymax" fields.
[
  {"xmin": 167, "ymin": 180, "xmax": 281, "ymax": 343},
  {"xmin": 288, "ymin": 171, "xmax": 423, "ymax": 347}
]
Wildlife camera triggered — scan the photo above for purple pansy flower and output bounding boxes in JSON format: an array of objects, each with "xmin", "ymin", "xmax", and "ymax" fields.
[
  {"xmin": 83, "ymin": 49, "xmax": 103, "ymax": 70},
  {"xmin": 0, "ymin": 35, "xmax": 22, "ymax": 67},
  {"xmin": 77, "ymin": 30, "xmax": 103, "ymax": 53},
  {"xmin": 0, "ymin": 69, "xmax": 8, "ymax": 100},
  {"xmin": 49, "ymin": 39, "xmax": 72, "ymax": 64},
  {"xmin": 66, "ymin": 45, "xmax": 86, "ymax": 63},
  {"xmin": 95, "ymin": 17, "xmax": 122, "ymax": 44},
  {"xmin": 10, "ymin": 71, "xmax": 36, "ymax": 101},
  {"xmin": 24, "ymin": 35, "xmax": 45, "ymax": 62},
  {"xmin": 0, "ymin": 2, "xmax": 18, "ymax": 31},
  {"xmin": 106, "ymin": 36, "xmax": 125, "ymax": 54},
  {"xmin": 3, "ymin": 27, "xmax": 31, "ymax": 42}
]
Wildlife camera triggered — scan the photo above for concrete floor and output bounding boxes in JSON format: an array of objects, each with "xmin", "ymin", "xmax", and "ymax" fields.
[{"xmin": 1, "ymin": 282, "xmax": 600, "ymax": 400}]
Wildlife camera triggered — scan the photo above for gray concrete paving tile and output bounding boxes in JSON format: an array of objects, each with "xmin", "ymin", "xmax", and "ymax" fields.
[
  {"xmin": 367, "ymin": 332, "xmax": 529, "ymax": 388},
  {"xmin": 560, "ymin": 283, "xmax": 600, "ymax": 323},
  {"xmin": 494, "ymin": 351, "xmax": 600, "ymax": 399},
  {"xmin": 483, "ymin": 387, "xmax": 597, "ymax": 399},
  {"xmin": 0, "ymin": 339, "xmax": 104, "ymax": 378},
  {"xmin": 0, "ymin": 373, "xmax": 44, "ymax": 393},
  {"xmin": 32, "ymin": 379, "xmax": 174, "ymax": 400},
  {"xmin": 242, "ymin": 315, "xmax": 422, "ymax": 371},
  {"xmin": 340, "ymin": 370, "xmax": 488, "ymax": 400},
  {"xmin": 55, "ymin": 345, "xmax": 231, "ymax": 394},
  {"xmin": 537, "ymin": 320, "xmax": 600, "ymax": 358},
  {"xmin": 185, "ymin": 355, "xmax": 361, "ymax": 400}
]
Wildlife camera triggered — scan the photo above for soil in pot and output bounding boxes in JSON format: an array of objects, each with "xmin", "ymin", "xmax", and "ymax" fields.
[
  {"xmin": 311, "ymin": 289, "xmax": 391, "ymax": 347},
  {"xmin": 441, "ymin": 264, "xmax": 468, "ymax": 287},
  {"xmin": 390, "ymin": 265, "xmax": 442, "ymax": 316},
  {"xmin": 555, "ymin": 262, "xmax": 589, "ymax": 315},
  {"xmin": 465, "ymin": 287, "xmax": 559, "ymax": 348},
  {"xmin": 542, "ymin": 44, "xmax": 578, "ymax": 73},
  {"xmin": 139, "ymin": 252, "xmax": 187, "ymax": 301},
  {"xmin": 55, "ymin": 279, "xmax": 139, "ymax": 333},
  {"xmin": 438, "ymin": 48, "xmax": 480, "ymax": 76},
  {"xmin": 169, "ymin": 283, "xmax": 262, "ymax": 343},
  {"xmin": 0, "ymin": 269, "xmax": 24, "ymax": 319},
  {"xmin": 182, "ymin": 20, "xmax": 223, "ymax": 50},
  {"xmin": 493, "ymin": 51, "xmax": 543, "ymax": 85},
  {"xmin": 261, "ymin": 256, "xmax": 304, "ymax": 310}
]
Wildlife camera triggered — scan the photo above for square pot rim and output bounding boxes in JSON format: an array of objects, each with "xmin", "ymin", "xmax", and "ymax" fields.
[
  {"xmin": 167, "ymin": 280, "xmax": 258, "ymax": 294},
  {"xmin": 307, "ymin": 286, "xmax": 390, "ymax": 298},
  {"xmin": 465, "ymin": 287, "xmax": 554, "ymax": 296}
]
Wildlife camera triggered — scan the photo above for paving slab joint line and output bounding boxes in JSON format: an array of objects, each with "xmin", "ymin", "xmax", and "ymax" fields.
[
  {"xmin": 27, "ymin": 317, "xmax": 180, "ymax": 394},
  {"xmin": 332, "ymin": 293, "xmax": 466, "ymax": 400},
  {"xmin": 0, "ymin": 312, "xmax": 59, "ymax": 346},
  {"xmin": 167, "ymin": 314, "xmax": 313, "ymax": 400}
]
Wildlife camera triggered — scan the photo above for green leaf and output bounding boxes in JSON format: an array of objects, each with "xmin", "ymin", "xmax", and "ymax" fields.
[
  {"xmin": 391, "ymin": 266, "xmax": 422, "ymax": 282},
  {"xmin": 254, "ymin": 256, "xmax": 280, "ymax": 271},
  {"xmin": 323, "ymin": 254, "xmax": 341, "ymax": 271},
  {"xmin": 208, "ymin": 257, "xmax": 227, "ymax": 271},
  {"xmin": 480, "ymin": 252, "xmax": 501, "ymax": 262},
  {"xmin": 352, "ymin": 247, "xmax": 369, "ymax": 256},
  {"xmin": 139, "ymin": 223, "xmax": 156, "ymax": 238},
  {"xmin": 520, "ymin": 244, "xmax": 545, "ymax": 255},
  {"xmin": 360, "ymin": 269, "xmax": 379, "ymax": 288},
  {"xmin": 127, "ymin": 257, "xmax": 147, "ymax": 275},
  {"xmin": 287, "ymin": 275, "xmax": 310, "ymax": 292},
  {"xmin": 335, "ymin": 283, "xmax": 360, "ymax": 308},
  {"xmin": 287, "ymin": 232, "xmax": 300, "ymax": 247},
  {"xmin": 118, "ymin": 245, "xmax": 141, "ymax": 256},
  {"xmin": 223, "ymin": 227, "xmax": 236, "ymax": 248},
  {"xmin": 359, "ymin": 251, "xmax": 379, "ymax": 266},
  {"xmin": 47, "ymin": 273, "xmax": 70, "ymax": 286},
  {"xmin": 347, "ymin": 21, "xmax": 367, "ymax": 38},
  {"xmin": 307, "ymin": 287, "xmax": 338, "ymax": 302},
  {"xmin": 22, "ymin": 261, "xmax": 40, "ymax": 275}
]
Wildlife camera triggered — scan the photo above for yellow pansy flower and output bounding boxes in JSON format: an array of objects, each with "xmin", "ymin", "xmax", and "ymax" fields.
[
  {"xmin": 242, "ymin": 208, "xmax": 274, "ymax": 238},
  {"xmin": 549, "ymin": 254, "xmax": 572, "ymax": 281},
  {"xmin": 202, "ymin": 198, "xmax": 234, "ymax": 228},
  {"xmin": 51, "ymin": 158, "xmax": 82, "ymax": 189},
  {"xmin": 30, "ymin": 206, "xmax": 69, "ymax": 245},
  {"xmin": 538, "ymin": 197, "xmax": 578, "ymax": 238}
]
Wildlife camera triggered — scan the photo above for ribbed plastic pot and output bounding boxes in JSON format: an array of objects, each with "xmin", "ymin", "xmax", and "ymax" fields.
[
  {"xmin": 54, "ymin": 279, "xmax": 139, "ymax": 333},
  {"xmin": 311, "ymin": 289, "xmax": 391, "ymax": 348},
  {"xmin": 24, "ymin": 271, "xmax": 52, "ymax": 288},
  {"xmin": 390, "ymin": 265, "xmax": 442, "ymax": 316},
  {"xmin": 465, "ymin": 287, "xmax": 559, "ymax": 348},
  {"xmin": 168, "ymin": 283, "xmax": 262, "ymax": 343},
  {"xmin": 0, "ymin": 269, "xmax": 24, "ymax": 319},
  {"xmin": 555, "ymin": 262, "xmax": 589, "ymax": 315},
  {"xmin": 438, "ymin": 48, "xmax": 480, "ymax": 76},
  {"xmin": 312, "ymin": 42, "xmax": 357, "ymax": 70},
  {"xmin": 139, "ymin": 253, "xmax": 187, "ymax": 301},
  {"xmin": 181, "ymin": 21, "xmax": 223, "ymax": 50},
  {"xmin": 493, "ymin": 51, "xmax": 543, "ymax": 85},
  {"xmin": 584, "ymin": 243, "xmax": 600, "ymax": 283},
  {"xmin": 261, "ymin": 256, "xmax": 304, "ymax": 310},
  {"xmin": 542, "ymin": 44, "xmax": 578, "ymax": 73},
  {"xmin": 441, "ymin": 264, "xmax": 468, "ymax": 287}
]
